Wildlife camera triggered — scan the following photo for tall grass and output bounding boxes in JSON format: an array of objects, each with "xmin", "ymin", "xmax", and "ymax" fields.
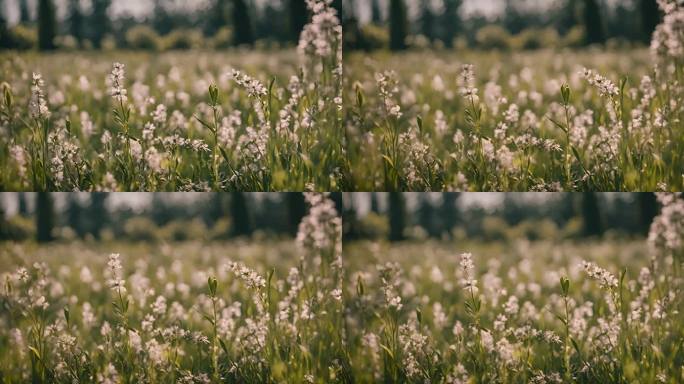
[
  {"xmin": 2, "ymin": 193, "xmax": 684, "ymax": 382},
  {"xmin": 0, "ymin": 193, "xmax": 347, "ymax": 383},
  {"xmin": 343, "ymin": 193, "xmax": 684, "ymax": 383},
  {"xmin": 0, "ymin": 0, "xmax": 342, "ymax": 192},
  {"xmin": 345, "ymin": 2, "xmax": 684, "ymax": 191}
]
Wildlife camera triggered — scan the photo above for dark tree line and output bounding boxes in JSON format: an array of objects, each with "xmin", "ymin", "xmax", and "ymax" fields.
[
  {"xmin": 389, "ymin": 0, "xmax": 408, "ymax": 50},
  {"xmin": 347, "ymin": 193, "xmax": 662, "ymax": 242},
  {"xmin": 1, "ymin": 193, "xmax": 327, "ymax": 243},
  {"xmin": 345, "ymin": 0, "xmax": 663, "ymax": 51},
  {"xmin": 0, "ymin": 0, "xmax": 334, "ymax": 50},
  {"xmin": 37, "ymin": 0, "xmax": 56, "ymax": 50}
]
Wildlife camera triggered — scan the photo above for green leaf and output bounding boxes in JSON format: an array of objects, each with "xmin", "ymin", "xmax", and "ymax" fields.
[
  {"xmin": 381, "ymin": 155, "xmax": 395, "ymax": 169},
  {"xmin": 547, "ymin": 116, "xmax": 567, "ymax": 134},
  {"xmin": 560, "ymin": 276, "xmax": 570, "ymax": 297},
  {"xmin": 219, "ymin": 339, "xmax": 229, "ymax": 355},
  {"xmin": 208, "ymin": 276, "xmax": 218, "ymax": 297},
  {"xmin": 29, "ymin": 346, "xmax": 41, "ymax": 360},
  {"xmin": 208, "ymin": 84, "xmax": 219, "ymax": 106},
  {"xmin": 219, "ymin": 146, "xmax": 231, "ymax": 164},
  {"xmin": 570, "ymin": 338, "xmax": 581, "ymax": 355},
  {"xmin": 571, "ymin": 146, "xmax": 583, "ymax": 163},
  {"xmin": 379, "ymin": 344, "xmax": 395, "ymax": 360},
  {"xmin": 619, "ymin": 76, "xmax": 628, "ymax": 94},
  {"xmin": 416, "ymin": 115, "xmax": 423, "ymax": 133},
  {"xmin": 268, "ymin": 77, "xmax": 276, "ymax": 96},
  {"xmin": 554, "ymin": 313, "xmax": 568, "ymax": 326},
  {"xmin": 267, "ymin": 268, "xmax": 275, "ymax": 288},
  {"xmin": 202, "ymin": 313, "xmax": 214, "ymax": 325},
  {"xmin": 560, "ymin": 83, "xmax": 571, "ymax": 105},
  {"xmin": 194, "ymin": 114, "xmax": 213, "ymax": 131},
  {"xmin": 3, "ymin": 84, "xmax": 13, "ymax": 109},
  {"xmin": 63, "ymin": 306, "xmax": 70, "ymax": 324},
  {"xmin": 356, "ymin": 87, "xmax": 364, "ymax": 108}
]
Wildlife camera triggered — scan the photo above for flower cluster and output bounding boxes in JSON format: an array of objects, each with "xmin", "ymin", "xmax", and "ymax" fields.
[
  {"xmin": 581, "ymin": 260, "xmax": 618, "ymax": 289},
  {"xmin": 296, "ymin": 193, "xmax": 342, "ymax": 266},
  {"xmin": 648, "ymin": 193, "xmax": 684, "ymax": 259},
  {"xmin": 459, "ymin": 252, "xmax": 477, "ymax": 291},
  {"xmin": 458, "ymin": 64, "xmax": 478, "ymax": 98},
  {"xmin": 29, "ymin": 73, "xmax": 50, "ymax": 119},
  {"xmin": 106, "ymin": 253, "xmax": 126, "ymax": 293},
  {"xmin": 580, "ymin": 68, "xmax": 619, "ymax": 98},
  {"xmin": 231, "ymin": 69, "xmax": 267, "ymax": 99},
  {"xmin": 107, "ymin": 62, "xmax": 128, "ymax": 103},
  {"xmin": 375, "ymin": 71, "xmax": 402, "ymax": 118},
  {"xmin": 226, "ymin": 261, "xmax": 266, "ymax": 290},
  {"xmin": 298, "ymin": 0, "xmax": 341, "ymax": 59},
  {"xmin": 651, "ymin": 1, "xmax": 684, "ymax": 60}
]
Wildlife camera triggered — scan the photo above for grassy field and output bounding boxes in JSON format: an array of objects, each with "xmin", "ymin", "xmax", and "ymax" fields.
[
  {"xmin": 0, "ymin": 2, "xmax": 342, "ymax": 192},
  {"xmin": 0, "ymin": 193, "xmax": 347, "ymax": 383},
  {"xmin": 2, "ymin": 193, "xmax": 683, "ymax": 383},
  {"xmin": 343, "ymin": 235, "xmax": 684, "ymax": 383},
  {"xmin": 344, "ymin": 46, "xmax": 684, "ymax": 191}
]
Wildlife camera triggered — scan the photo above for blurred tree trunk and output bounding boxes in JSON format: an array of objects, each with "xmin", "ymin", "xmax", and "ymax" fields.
[
  {"xmin": 233, "ymin": 0, "xmax": 254, "ymax": 46},
  {"xmin": 419, "ymin": 0, "xmax": 435, "ymax": 42},
  {"xmin": 581, "ymin": 192, "xmax": 603, "ymax": 237},
  {"xmin": 68, "ymin": 0, "xmax": 83, "ymax": 46},
  {"xmin": 418, "ymin": 194, "xmax": 437, "ymax": 238},
  {"xmin": 230, "ymin": 192, "xmax": 252, "ymax": 237},
  {"xmin": 330, "ymin": 193, "xmax": 343, "ymax": 216},
  {"xmin": 640, "ymin": 0, "xmax": 660, "ymax": 43},
  {"xmin": 389, "ymin": 0, "xmax": 408, "ymax": 50},
  {"xmin": 442, "ymin": 0, "xmax": 462, "ymax": 48},
  {"xmin": 583, "ymin": 0, "xmax": 605, "ymax": 45},
  {"xmin": 208, "ymin": 0, "xmax": 228, "ymax": 36},
  {"xmin": 388, "ymin": 192, "xmax": 405, "ymax": 241},
  {"xmin": 89, "ymin": 193, "xmax": 108, "ymax": 240},
  {"xmin": 370, "ymin": 192, "xmax": 380, "ymax": 214},
  {"xmin": 286, "ymin": 193, "xmax": 306, "ymax": 236},
  {"xmin": 152, "ymin": 0, "xmax": 173, "ymax": 35},
  {"xmin": 36, "ymin": 192, "xmax": 54, "ymax": 243},
  {"xmin": 18, "ymin": 193, "xmax": 29, "ymax": 216},
  {"xmin": 0, "ymin": 1, "xmax": 8, "ymax": 49},
  {"xmin": 558, "ymin": 0, "xmax": 579, "ymax": 34},
  {"xmin": 289, "ymin": 0, "xmax": 308, "ymax": 42},
  {"xmin": 0, "ymin": 195, "xmax": 6, "ymax": 239},
  {"xmin": 441, "ymin": 193, "xmax": 460, "ymax": 238},
  {"xmin": 38, "ymin": 0, "xmax": 57, "ymax": 50},
  {"xmin": 207, "ymin": 193, "xmax": 225, "ymax": 225},
  {"xmin": 91, "ymin": 0, "xmax": 111, "ymax": 49},
  {"xmin": 342, "ymin": 193, "xmax": 360, "ymax": 240},
  {"xmin": 371, "ymin": 0, "xmax": 382, "ymax": 24},
  {"xmin": 638, "ymin": 192, "xmax": 658, "ymax": 235},
  {"xmin": 332, "ymin": 0, "xmax": 342, "ymax": 18},
  {"xmin": 558, "ymin": 193, "xmax": 577, "ymax": 225},
  {"xmin": 19, "ymin": 0, "xmax": 31, "ymax": 23},
  {"xmin": 67, "ymin": 194, "xmax": 84, "ymax": 238}
]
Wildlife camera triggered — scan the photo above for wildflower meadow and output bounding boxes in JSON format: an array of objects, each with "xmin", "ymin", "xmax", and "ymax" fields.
[
  {"xmin": 0, "ymin": 0, "xmax": 342, "ymax": 191},
  {"xmin": 341, "ymin": 192, "xmax": 684, "ymax": 383},
  {"xmin": 345, "ymin": 1, "xmax": 684, "ymax": 191},
  {"xmin": 0, "ymin": 193, "xmax": 346, "ymax": 383},
  {"xmin": 2, "ymin": 191, "xmax": 684, "ymax": 383}
]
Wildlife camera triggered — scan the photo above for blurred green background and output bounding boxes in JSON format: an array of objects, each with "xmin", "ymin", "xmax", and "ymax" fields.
[
  {"xmin": 0, "ymin": 0, "xmax": 343, "ymax": 51},
  {"xmin": 342, "ymin": 192, "xmax": 665, "ymax": 243},
  {"xmin": 0, "ymin": 192, "xmax": 343, "ymax": 243}
]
